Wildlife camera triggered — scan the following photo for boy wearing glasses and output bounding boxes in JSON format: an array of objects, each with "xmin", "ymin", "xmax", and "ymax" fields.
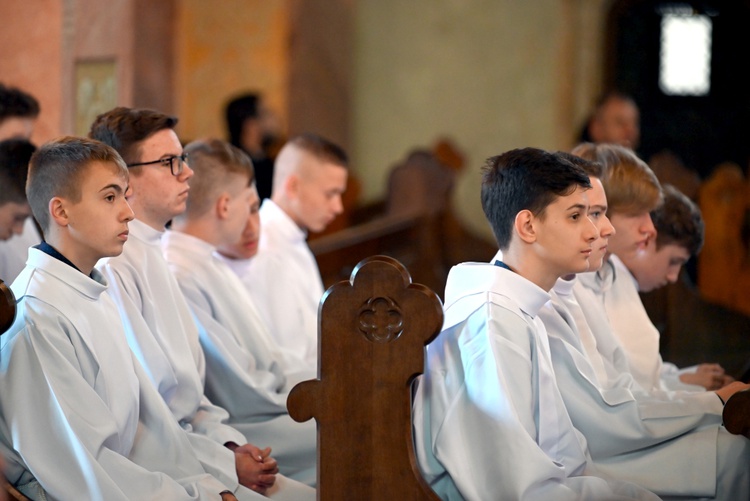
[{"xmin": 90, "ymin": 108, "xmax": 314, "ymax": 500}]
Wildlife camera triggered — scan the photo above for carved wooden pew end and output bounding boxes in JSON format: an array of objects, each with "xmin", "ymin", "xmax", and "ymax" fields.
[{"xmin": 288, "ymin": 255, "xmax": 443, "ymax": 500}]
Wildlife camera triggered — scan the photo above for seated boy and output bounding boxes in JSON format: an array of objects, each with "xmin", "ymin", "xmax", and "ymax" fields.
[
  {"xmin": 621, "ymin": 183, "xmax": 732, "ymax": 389},
  {"xmin": 0, "ymin": 139, "xmax": 35, "ymax": 244},
  {"xmin": 412, "ymin": 147, "xmax": 658, "ymax": 500},
  {"xmin": 0, "ymin": 84, "xmax": 43, "ymax": 284},
  {"xmin": 241, "ymin": 134, "xmax": 348, "ymax": 365},
  {"xmin": 539, "ymin": 152, "xmax": 750, "ymax": 499},
  {"xmin": 162, "ymin": 138, "xmax": 316, "ymax": 486},
  {"xmin": 0, "ymin": 136, "xmax": 241, "ymax": 500},
  {"xmin": 573, "ymin": 143, "xmax": 728, "ymax": 392},
  {"xmin": 90, "ymin": 108, "xmax": 314, "ymax": 497}
]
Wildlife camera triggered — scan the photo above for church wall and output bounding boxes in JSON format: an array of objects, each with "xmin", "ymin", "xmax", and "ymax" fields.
[
  {"xmin": 1, "ymin": 0, "xmax": 608, "ymax": 244},
  {"xmin": 0, "ymin": 0, "xmax": 138, "ymax": 140},
  {"xmin": 352, "ymin": 0, "xmax": 609, "ymax": 240},
  {"xmin": 0, "ymin": 0, "xmax": 64, "ymax": 144},
  {"xmin": 174, "ymin": 0, "xmax": 290, "ymax": 143}
]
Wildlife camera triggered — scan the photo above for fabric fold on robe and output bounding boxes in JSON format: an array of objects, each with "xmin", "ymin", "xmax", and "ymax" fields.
[{"xmin": 412, "ymin": 262, "xmax": 659, "ymax": 501}]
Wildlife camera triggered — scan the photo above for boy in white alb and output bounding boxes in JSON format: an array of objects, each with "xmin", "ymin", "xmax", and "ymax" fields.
[
  {"xmin": 163, "ymin": 138, "xmax": 317, "ymax": 486},
  {"xmin": 0, "ymin": 84, "xmax": 42, "ymax": 284},
  {"xmin": 0, "ymin": 140, "xmax": 34, "ymax": 245},
  {"xmin": 412, "ymin": 147, "xmax": 658, "ymax": 500},
  {"xmin": 90, "ymin": 108, "xmax": 314, "ymax": 499},
  {"xmin": 239, "ymin": 134, "xmax": 348, "ymax": 366},
  {"xmin": 0, "ymin": 137, "xmax": 241, "ymax": 500}
]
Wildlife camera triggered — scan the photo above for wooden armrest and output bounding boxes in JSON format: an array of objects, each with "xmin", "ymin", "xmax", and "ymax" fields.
[
  {"xmin": 3, "ymin": 479, "xmax": 31, "ymax": 501},
  {"xmin": 723, "ymin": 389, "xmax": 750, "ymax": 438},
  {"xmin": 1, "ymin": 279, "xmax": 16, "ymax": 335}
]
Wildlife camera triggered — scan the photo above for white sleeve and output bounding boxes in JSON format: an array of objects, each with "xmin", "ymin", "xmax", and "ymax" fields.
[
  {"xmin": 176, "ymin": 275, "xmax": 291, "ymax": 420},
  {"xmin": 0, "ymin": 302, "xmax": 227, "ymax": 501}
]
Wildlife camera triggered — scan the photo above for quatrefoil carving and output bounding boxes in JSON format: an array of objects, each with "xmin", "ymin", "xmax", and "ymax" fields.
[{"xmin": 357, "ymin": 296, "xmax": 403, "ymax": 343}]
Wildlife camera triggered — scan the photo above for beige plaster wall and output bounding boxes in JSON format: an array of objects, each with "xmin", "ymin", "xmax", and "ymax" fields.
[
  {"xmin": 352, "ymin": 0, "xmax": 608, "ymax": 239},
  {"xmin": 174, "ymin": 0, "xmax": 290, "ymax": 143}
]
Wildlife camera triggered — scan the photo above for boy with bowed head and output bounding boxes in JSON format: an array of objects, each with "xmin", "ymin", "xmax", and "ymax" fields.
[
  {"xmin": 162, "ymin": 138, "xmax": 317, "ymax": 486},
  {"xmin": 0, "ymin": 83, "xmax": 42, "ymax": 283},
  {"xmin": 0, "ymin": 139, "xmax": 35, "ymax": 244},
  {"xmin": 240, "ymin": 134, "xmax": 348, "ymax": 366}
]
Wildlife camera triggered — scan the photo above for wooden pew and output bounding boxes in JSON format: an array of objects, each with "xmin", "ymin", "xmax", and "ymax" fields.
[
  {"xmin": 287, "ymin": 255, "xmax": 442, "ymax": 500},
  {"xmin": 0, "ymin": 279, "xmax": 15, "ymax": 334},
  {"xmin": 310, "ymin": 213, "xmax": 449, "ymax": 297},
  {"xmin": 0, "ymin": 279, "xmax": 30, "ymax": 501},
  {"xmin": 723, "ymin": 389, "xmax": 750, "ymax": 439}
]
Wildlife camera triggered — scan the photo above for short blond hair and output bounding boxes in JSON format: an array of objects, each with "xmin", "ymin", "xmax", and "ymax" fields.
[
  {"xmin": 571, "ymin": 142, "xmax": 662, "ymax": 216},
  {"xmin": 182, "ymin": 138, "xmax": 255, "ymax": 218}
]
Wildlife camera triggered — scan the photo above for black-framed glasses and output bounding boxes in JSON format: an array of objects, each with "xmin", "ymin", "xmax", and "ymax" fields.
[{"xmin": 126, "ymin": 153, "xmax": 188, "ymax": 176}]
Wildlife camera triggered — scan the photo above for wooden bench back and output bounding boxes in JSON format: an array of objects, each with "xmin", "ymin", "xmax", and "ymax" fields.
[
  {"xmin": 287, "ymin": 255, "xmax": 443, "ymax": 501},
  {"xmin": 723, "ymin": 388, "xmax": 750, "ymax": 439},
  {"xmin": 0, "ymin": 279, "xmax": 29, "ymax": 501},
  {"xmin": 310, "ymin": 213, "xmax": 448, "ymax": 296},
  {"xmin": 0, "ymin": 279, "xmax": 15, "ymax": 335}
]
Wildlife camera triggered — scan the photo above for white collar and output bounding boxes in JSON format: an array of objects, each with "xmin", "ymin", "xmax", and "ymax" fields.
[
  {"xmin": 21, "ymin": 247, "xmax": 108, "ymax": 300},
  {"xmin": 443, "ymin": 261, "xmax": 550, "ymax": 328},
  {"xmin": 129, "ymin": 218, "xmax": 165, "ymax": 247},
  {"xmin": 260, "ymin": 199, "xmax": 307, "ymax": 244}
]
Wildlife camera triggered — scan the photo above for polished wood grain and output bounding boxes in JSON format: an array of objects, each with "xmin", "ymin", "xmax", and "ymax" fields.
[{"xmin": 288, "ymin": 255, "xmax": 442, "ymax": 501}]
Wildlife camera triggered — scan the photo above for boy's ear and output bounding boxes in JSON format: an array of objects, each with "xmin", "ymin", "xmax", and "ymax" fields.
[
  {"xmin": 514, "ymin": 209, "xmax": 537, "ymax": 244},
  {"xmin": 48, "ymin": 197, "xmax": 69, "ymax": 227},
  {"xmin": 216, "ymin": 193, "xmax": 231, "ymax": 220},
  {"xmin": 284, "ymin": 173, "xmax": 300, "ymax": 200}
]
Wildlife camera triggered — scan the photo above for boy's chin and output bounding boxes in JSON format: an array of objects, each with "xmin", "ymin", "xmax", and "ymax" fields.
[
  {"xmin": 104, "ymin": 243, "xmax": 127, "ymax": 258},
  {"xmin": 588, "ymin": 257, "xmax": 605, "ymax": 272}
]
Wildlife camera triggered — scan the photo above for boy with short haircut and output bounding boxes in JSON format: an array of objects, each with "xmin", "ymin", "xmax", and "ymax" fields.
[
  {"xmin": 241, "ymin": 134, "xmax": 348, "ymax": 366},
  {"xmin": 0, "ymin": 83, "xmax": 39, "ymax": 140},
  {"xmin": 163, "ymin": 138, "xmax": 317, "ymax": 485},
  {"xmin": 625, "ymin": 184, "xmax": 732, "ymax": 389},
  {"xmin": 0, "ymin": 136, "xmax": 238, "ymax": 500},
  {"xmin": 0, "ymin": 84, "xmax": 43, "ymax": 284},
  {"xmin": 412, "ymin": 147, "xmax": 657, "ymax": 500},
  {"xmin": 0, "ymin": 139, "xmax": 35, "ymax": 243},
  {"xmin": 90, "ymin": 108, "xmax": 313, "ymax": 499},
  {"xmin": 539, "ymin": 153, "xmax": 750, "ymax": 499},
  {"xmin": 628, "ymin": 183, "xmax": 703, "ymax": 292}
]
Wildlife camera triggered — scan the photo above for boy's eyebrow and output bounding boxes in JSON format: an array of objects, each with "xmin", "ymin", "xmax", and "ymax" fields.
[
  {"xmin": 99, "ymin": 183, "xmax": 126, "ymax": 194},
  {"xmin": 566, "ymin": 203, "xmax": 588, "ymax": 211}
]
